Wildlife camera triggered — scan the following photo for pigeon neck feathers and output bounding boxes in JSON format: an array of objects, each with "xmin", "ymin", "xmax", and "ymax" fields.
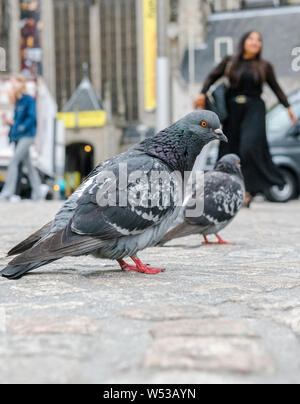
[{"xmin": 134, "ymin": 124, "xmax": 207, "ymax": 175}]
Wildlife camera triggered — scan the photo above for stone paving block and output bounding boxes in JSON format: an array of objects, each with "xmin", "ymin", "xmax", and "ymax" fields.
[
  {"xmin": 150, "ymin": 318, "xmax": 260, "ymax": 339},
  {"xmin": 6, "ymin": 316, "xmax": 101, "ymax": 336},
  {"xmin": 144, "ymin": 336, "xmax": 274, "ymax": 374},
  {"xmin": 144, "ymin": 319, "xmax": 274, "ymax": 374},
  {"xmin": 0, "ymin": 335, "xmax": 95, "ymax": 359},
  {"xmin": 122, "ymin": 305, "xmax": 220, "ymax": 321}
]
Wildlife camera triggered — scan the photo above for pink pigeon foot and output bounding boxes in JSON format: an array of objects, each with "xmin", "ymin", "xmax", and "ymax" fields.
[
  {"xmin": 202, "ymin": 235, "xmax": 235, "ymax": 245},
  {"xmin": 118, "ymin": 257, "xmax": 165, "ymax": 275}
]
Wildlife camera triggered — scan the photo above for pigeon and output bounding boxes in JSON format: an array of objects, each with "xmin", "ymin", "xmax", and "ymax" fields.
[
  {"xmin": 159, "ymin": 154, "xmax": 245, "ymax": 246},
  {"xmin": 1, "ymin": 110, "xmax": 227, "ymax": 280}
]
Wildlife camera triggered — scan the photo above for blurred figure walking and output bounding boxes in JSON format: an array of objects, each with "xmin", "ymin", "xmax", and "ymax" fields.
[
  {"xmin": 195, "ymin": 31, "xmax": 296, "ymax": 206},
  {"xmin": 0, "ymin": 75, "xmax": 41, "ymax": 201}
]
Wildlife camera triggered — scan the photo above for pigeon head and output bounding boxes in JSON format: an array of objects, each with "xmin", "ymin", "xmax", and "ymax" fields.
[
  {"xmin": 180, "ymin": 110, "xmax": 228, "ymax": 145},
  {"xmin": 136, "ymin": 110, "xmax": 228, "ymax": 174},
  {"xmin": 215, "ymin": 154, "xmax": 244, "ymax": 179}
]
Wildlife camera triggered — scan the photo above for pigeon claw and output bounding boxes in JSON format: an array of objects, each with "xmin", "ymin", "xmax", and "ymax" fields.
[
  {"xmin": 120, "ymin": 263, "xmax": 140, "ymax": 272},
  {"xmin": 139, "ymin": 266, "xmax": 165, "ymax": 275},
  {"xmin": 131, "ymin": 257, "xmax": 165, "ymax": 275},
  {"xmin": 203, "ymin": 235, "xmax": 235, "ymax": 246},
  {"xmin": 117, "ymin": 258, "xmax": 165, "ymax": 275}
]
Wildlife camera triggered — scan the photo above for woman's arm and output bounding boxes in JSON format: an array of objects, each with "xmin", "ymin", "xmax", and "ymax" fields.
[
  {"xmin": 266, "ymin": 63, "xmax": 296, "ymax": 124},
  {"xmin": 266, "ymin": 62, "xmax": 289, "ymax": 107},
  {"xmin": 266, "ymin": 62, "xmax": 297, "ymax": 124},
  {"xmin": 194, "ymin": 56, "xmax": 231, "ymax": 109},
  {"xmin": 17, "ymin": 96, "xmax": 37, "ymax": 134},
  {"xmin": 1, "ymin": 112, "xmax": 14, "ymax": 126}
]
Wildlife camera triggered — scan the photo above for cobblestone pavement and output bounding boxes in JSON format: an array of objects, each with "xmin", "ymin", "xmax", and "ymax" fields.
[{"xmin": 1, "ymin": 200, "xmax": 300, "ymax": 384}]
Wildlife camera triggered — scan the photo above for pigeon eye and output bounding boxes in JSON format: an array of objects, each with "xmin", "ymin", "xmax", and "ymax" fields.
[{"xmin": 201, "ymin": 121, "xmax": 207, "ymax": 128}]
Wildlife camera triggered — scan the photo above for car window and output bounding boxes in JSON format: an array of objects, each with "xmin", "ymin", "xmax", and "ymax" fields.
[{"xmin": 267, "ymin": 99, "xmax": 300, "ymax": 141}]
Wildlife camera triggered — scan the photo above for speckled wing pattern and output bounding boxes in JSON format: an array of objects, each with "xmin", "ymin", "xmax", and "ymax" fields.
[
  {"xmin": 185, "ymin": 171, "xmax": 245, "ymax": 229},
  {"xmin": 69, "ymin": 151, "xmax": 178, "ymax": 241}
]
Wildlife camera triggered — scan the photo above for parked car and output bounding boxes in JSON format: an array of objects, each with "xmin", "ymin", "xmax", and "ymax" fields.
[
  {"xmin": 266, "ymin": 90, "xmax": 300, "ymax": 202},
  {"xmin": 203, "ymin": 90, "xmax": 300, "ymax": 203}
]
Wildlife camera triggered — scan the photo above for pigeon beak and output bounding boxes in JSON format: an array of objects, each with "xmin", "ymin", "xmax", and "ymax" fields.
[{"xmin": 215, "ymin": 128, "xmax": 228, "ymax": 143}]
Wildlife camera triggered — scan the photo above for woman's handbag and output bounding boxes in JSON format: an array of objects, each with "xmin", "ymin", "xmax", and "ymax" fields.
[{"xmin": 205, "ymin": 62, "xmax": 232, "ymax": 123}]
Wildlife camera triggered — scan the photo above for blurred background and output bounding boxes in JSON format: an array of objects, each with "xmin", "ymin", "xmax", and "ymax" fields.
[{"xmin": 0, "ymin": 0, "xmax": 299, "ymax": 200}]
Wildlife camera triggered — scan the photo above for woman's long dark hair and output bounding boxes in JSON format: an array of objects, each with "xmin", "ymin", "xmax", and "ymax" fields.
[{"xmin": 229, "ymin": 31, "xmax": 266, "ymax": 87}]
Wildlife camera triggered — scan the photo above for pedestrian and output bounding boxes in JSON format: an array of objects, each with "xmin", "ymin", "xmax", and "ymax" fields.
[
  {"xmin": 0, "ymin": 75, "xmax": 41, "ymax": 201},
  {"xmin": 194, "ymin": 31, "xmax": 297, "ymax": 206}
]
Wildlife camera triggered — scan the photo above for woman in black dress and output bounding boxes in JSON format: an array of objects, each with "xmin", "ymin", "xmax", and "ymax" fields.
[{"xmin": 195, "ymin": 31, "xmax": 296, "ymax": 205}]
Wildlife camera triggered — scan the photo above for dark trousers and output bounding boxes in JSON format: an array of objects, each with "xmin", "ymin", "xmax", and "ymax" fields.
[{"xmin": 219, "ymin": 96, "xmax": 285, "ymax": 195}]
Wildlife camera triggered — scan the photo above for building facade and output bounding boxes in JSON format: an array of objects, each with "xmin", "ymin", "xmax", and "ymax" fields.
[
  {"xmin": 0, "ymin": 0, "xmax": 9, "ymax": 71},
  {"xmin": 48, "ymin": 0, "xmax": 141, "ymax": 125},
  {"xmin": 0, "ymin": 0, "xmax": 20, "ymax": 75},
  {"xmin": 0, "ymin": 0, "xmax": 143, "ymax": 124},
  {"xmin": 1, "ymin": 0, "xmax": 300, "ymax": 160}
]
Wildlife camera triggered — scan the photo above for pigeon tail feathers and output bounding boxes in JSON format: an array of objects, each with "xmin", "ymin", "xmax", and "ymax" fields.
[
  {"xmin": 7, "ymin": 222, "xmax": 53, "ymax": 257},
  {"xmin": 2, "ymin": 225, "xmax": 104, "ymax": 280},
  {"xmin": 1, "ymin": 260, "xmax": 56, "ymax": 280}
]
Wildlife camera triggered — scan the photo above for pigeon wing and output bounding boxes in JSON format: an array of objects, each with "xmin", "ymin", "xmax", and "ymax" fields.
[
  {"xmin": 185, "ymin": 172, "xmax": 245, "ymax": 227},
  {"xmin": 70, "ymin": 153, "xmax": 178, "ymax": 240}
]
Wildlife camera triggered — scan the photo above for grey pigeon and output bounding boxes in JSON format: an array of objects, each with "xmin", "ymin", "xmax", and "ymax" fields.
[
  {"xmin": 1, "ymin": 111, "xmax": 227, "ymax": 280},
  {"xmin": 159, "ymin": 154, "xmax": 245, "ymax": 246}
]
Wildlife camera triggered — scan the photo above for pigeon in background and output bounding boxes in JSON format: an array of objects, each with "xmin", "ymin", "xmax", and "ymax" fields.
[
  {"xmin": 1, "ymin": 111, "xmax": 227, "ymax": 280},
  {"xmin": 159, "ymin": 154, "xmax": 245, "ymax": 246}
]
